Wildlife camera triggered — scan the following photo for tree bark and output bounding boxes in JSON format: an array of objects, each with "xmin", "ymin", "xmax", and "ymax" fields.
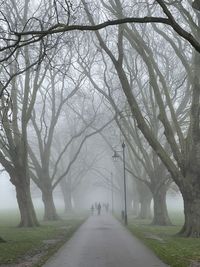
[
  {"xmin": 137, "ymin": 182, "xmax": 152, "ymax": 219},
  {"xmin": 132, "ymin": 200, "xmax": 140, "ymax": 216},
  {"xmin": 151, "ymin": 186, "xmax": 172, "ymax": 226},
  {"xmin": 15, "ymin": 177, "xmax": 39, "ymax": 227},
  {"xmin": 178, "ymin": 182, "xmax": 200, "ymax": 237},
  {"xmin": 60, "ymin": 178, "xmax": 73, "ymax": 212},
  {"xmin": 179, "ymin": 29, "xmax": 200, "ymax": 236},
  {"xmin": 139, "ymin": 195, "xmax": 152, "ymax": 219},
  {"xmin": 63, "ymin": 190, "xmax": 73, "ymax": 212},
  {"xmin": 42, "ymin": 188, "xmax": 59, "ymax": 221}
]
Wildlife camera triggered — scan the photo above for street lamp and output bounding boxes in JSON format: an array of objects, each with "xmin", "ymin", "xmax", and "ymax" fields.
[
  {"xmin": 111, "ymin": 172, "xmax": 114, "ymax": 214},
  {"xmin": 112, "ymin": 141, "xmax": 128, "ymax": 225}
]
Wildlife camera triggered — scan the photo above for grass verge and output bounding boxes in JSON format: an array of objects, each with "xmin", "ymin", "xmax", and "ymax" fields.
[
  {"xmin": 0, "ymin": 211, "xmax": 87, "ymax": 266},
  {"xmin": 127, "ymin": 213, "xmax": 200, "ymax": 267}
]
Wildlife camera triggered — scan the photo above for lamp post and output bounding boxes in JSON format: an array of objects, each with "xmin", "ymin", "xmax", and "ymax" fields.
[
  {"xmin": 122, "ymin": 142, "xmax": 128, "ymax": 225},
  {"xmin": 112, "ymin": 141, "xmax": 128, "ymax": 225},
  {"xmin": 111, "ymin": 172, "xmax": 114, "ymax": 214}
]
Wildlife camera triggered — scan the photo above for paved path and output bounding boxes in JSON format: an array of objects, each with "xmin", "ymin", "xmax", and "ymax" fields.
[{"xmin": 43, "ymin": 215, "xmax": 169, "ymax": 267}]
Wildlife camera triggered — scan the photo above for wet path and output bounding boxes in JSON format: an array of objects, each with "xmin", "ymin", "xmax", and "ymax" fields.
[{"xmin": 43, "ymin": 214, "xmax": 168, "ymax": 267}]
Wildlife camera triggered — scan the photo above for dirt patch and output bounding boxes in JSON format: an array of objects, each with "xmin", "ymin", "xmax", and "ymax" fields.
[
  {"xmin": 0, "ymin": 239, "xmax": 62, "ymax": 267},
  {"xmin": 144, "ymin": 232, "xmax": 166, "ymax": 243}
]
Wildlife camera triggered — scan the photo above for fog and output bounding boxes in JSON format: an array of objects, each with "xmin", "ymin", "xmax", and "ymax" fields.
[
  {"xmin": 0, "ymin": 169, "xmax": 183, "ymax": 215},
  {"xmin": 0, "ymin": 0, "xmax": 198, "ymax": 244},
  {"xmin": 0, "ymin": 174, "xmax": 17, "ymax": 210}
]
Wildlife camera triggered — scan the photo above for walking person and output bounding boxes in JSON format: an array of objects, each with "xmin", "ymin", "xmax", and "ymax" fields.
[
  {"xmin": 97, "ymin": 203, "xmax": 101, "ymax": 215},
  {"xmin": 91, "ymin": 204, "xmax": 94, "ymax": 215}
]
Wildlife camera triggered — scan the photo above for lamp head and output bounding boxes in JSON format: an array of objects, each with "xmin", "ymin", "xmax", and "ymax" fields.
[{"xmin": 112, "ymin": 150, "xmax": 120, "ymax": 161}]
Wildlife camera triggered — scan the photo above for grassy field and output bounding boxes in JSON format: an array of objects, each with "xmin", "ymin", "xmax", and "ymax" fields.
[
  {"xmin": 127, "ymin": 212, "xmax": 200, "ymax": 267},
  {"xmin": 0, "ymin": 210, "xmax": 87, "ymax": 266}
]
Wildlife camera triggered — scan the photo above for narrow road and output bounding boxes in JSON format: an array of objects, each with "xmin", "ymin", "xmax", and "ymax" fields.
[{"xmin": 43, "ymin": 215, "xmax": 169, "ymax": 267}]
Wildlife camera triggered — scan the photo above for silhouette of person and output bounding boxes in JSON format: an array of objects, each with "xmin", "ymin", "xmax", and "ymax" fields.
[
  {"xmin": 106, "ymin": 203, "xmax": 109, "ymax": 212},
  {"xmin": 91, "ymin": 204, "xmax": 94, "ymax": 215},
  {"xmin": 97, "ymin": 203, "xmax": 101, "ymax": 215}
]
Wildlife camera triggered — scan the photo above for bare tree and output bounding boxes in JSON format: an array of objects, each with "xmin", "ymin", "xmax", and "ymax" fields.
[
  {"xmin": 80, "ymin": 0, "xmax": 200, "ymax": 236},
  {"xmin": 28, "ymin": 56, "xmax": 89, "ymax": 219},
  {"xmin": 0, "ymin": 38, "xmax": 47, "ymax": 227},
  {"xmin": 0, "ymin": 0, "xmax": 200, "ymax": 235}
]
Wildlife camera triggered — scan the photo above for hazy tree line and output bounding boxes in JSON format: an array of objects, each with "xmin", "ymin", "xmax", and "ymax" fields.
[{"xmin": 0, "ymin": 0, "xmax": 199, "ymax": 238}]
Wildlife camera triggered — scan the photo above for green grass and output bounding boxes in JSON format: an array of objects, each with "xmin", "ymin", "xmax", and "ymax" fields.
[
  {"xmin": 0, "ymin": 210, "xmax": 87, "ymax": 266},
  {"xmin": 127, "ymin": 212, "xmax": 200, "ymax": 267}
]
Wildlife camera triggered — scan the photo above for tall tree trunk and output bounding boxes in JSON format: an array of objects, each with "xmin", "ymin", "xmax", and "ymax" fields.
[
  {"xmin": 137, "ymin": 183, "xmax": 152, "ymax": 219},
  {"xmin": 42, "ymin": 187, "xmax": 59, "ymax": 221},
  {"xmin": 139, "ymin": 195, "xmax": 152, "ymax": 219},
  {"xmin": 15, "ymin": 178, "xmax": 39, "ymax": 227},
  {"xmin": 132, "ymin": 180, "xmax": 140, "ymax": 216},
  {"xmin": 60, "ymin": 178, "xmax": 73, "ymax": 212},
  {"xmin": 151, "ymin": 186, "xmax": 172, "ymax": 226},
  {"xmin": 63, "ymin": 190, "xmax": 73, "ymax": 212},
  {"xmin": 132, "ymin": 200, "xmax": 140, "ymax": 216},
  {"xmin": 179, "ymin": 14, "xmax": 200, "ymax": 237},
  {"xmin": 178, "ymin": 180, "xmax": 200, "ymax": 237}
]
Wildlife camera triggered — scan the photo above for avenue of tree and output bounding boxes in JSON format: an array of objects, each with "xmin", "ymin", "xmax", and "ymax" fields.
[{"xmin": 0, "ymin": 0, "xmax": 200, "ymax": 238}]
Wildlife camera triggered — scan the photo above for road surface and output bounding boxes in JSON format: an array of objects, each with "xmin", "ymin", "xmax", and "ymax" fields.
[{"xmin": 43, "ymin": 214, "xmax": 169, "ymax": 267}]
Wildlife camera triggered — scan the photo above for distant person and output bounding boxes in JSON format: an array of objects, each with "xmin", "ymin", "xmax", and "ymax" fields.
[
  {"xmin": 105, "ymin": 203, "xmax": 109, "ymax": 213},
  {"xmin": 91, "ymin": 205, "xmax": 94, "ymax": 215},
  {"xmin": 97, "ymin": 203, "xmax": 101, "ymax": 215}
]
